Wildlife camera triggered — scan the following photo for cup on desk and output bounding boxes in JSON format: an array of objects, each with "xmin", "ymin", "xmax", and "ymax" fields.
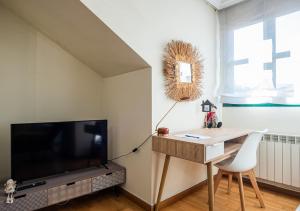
[{"xmin": 157, "ymin": 127, "xmax": 169, "ymax": 136}]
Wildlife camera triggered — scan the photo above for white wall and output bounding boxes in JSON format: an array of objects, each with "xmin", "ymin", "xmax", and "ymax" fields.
[
  {"xmin": 0, "ymin": 4, "xmax": 103, "ymax": 180},
  {"xmin": 223, "ymin": 107, "xmax": 300, "ymax": 135},
  {"xmin": 102, "ymin": 68, "xmax": 152, "ymax": 202},
  {"xmin": 81, "ymin": 0, "xmax": 217, "ymax": 204}
]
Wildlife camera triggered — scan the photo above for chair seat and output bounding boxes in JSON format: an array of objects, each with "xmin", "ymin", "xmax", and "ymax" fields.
[
  {"xmin": 215, "ymin": 153, "xmax": 255, "ymax": 173},
  {"xmin": 215, "ymin": 156, "xmax": 235, "ymax": 171}
]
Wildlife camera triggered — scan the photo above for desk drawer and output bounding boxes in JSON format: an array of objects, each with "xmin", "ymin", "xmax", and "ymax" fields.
[{"xmin": 205, "ymin": 142, "xmax": 224, "ymax": 162}]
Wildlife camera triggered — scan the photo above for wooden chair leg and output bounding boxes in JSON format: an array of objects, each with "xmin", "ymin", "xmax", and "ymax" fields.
[
  {"xmin": 249, "ymin": 170, "xmax": 265, "ymax": 208},
  {"xmin": 214, "ymin": 169, "xmax": 223, "ymax": 194},
  {"xmin": 227, "ymin": 174, "xmax": 232, "ymax": 194},
  {"xmin": 237, "ymin": 172, "xmax": 246, "ymax": 211}
]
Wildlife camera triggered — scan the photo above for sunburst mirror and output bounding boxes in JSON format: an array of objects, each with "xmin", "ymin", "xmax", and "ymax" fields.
[{"xmin": 163, "ymin": 40, "xmax": 203, "ymax": 101}]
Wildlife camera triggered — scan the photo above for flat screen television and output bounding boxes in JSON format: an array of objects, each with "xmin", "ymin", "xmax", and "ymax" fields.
[{"xmin": 11, "ymin": 120, "xmax": 107, "ymax": 183}]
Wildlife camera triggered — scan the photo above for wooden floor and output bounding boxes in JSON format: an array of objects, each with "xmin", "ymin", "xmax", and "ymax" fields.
[
  {"xmin": 162, "ymin": 179, "xmax": 299, "ymax": 211},
  {"xmin": 42, "ymin": 179, "xmax": 300, "ymax": 211}
]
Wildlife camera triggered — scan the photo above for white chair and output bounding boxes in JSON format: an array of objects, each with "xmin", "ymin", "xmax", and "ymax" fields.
[{"xmin": 214, "ymin": 130, "xmax": 268, "ymax": 211}]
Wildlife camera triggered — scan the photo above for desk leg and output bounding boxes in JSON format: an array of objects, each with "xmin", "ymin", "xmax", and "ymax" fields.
[
  {"xmin": 155, "ymin": 154, "xmax": 170, "ymax": 211},
  {"xmin": 207, "ymin": 162, "xmax": 214, "ymax": 211}
]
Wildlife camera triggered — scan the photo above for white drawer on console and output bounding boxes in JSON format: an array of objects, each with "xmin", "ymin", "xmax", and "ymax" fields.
[
  {"xmin": 48, "ymin": 178, "xmax": 91, "ymax": 205},
  {"xmin": 205, "ymin": 142, "xmax": 224, "ymax": 162},
  {"xmin": 92, "ymin": 170, "xmax": 125, "ymax": 192}
]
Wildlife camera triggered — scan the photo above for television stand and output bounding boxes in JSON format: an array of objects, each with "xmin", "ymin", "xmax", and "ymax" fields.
[{"xmin": 0, "ymin": 162, "xmax": 125, "ymax": 211}]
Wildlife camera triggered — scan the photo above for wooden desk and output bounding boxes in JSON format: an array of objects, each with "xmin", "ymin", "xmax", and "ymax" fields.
[{"xmin": 152, "ymin": 128, "xmax": 252, "ymax": 211}]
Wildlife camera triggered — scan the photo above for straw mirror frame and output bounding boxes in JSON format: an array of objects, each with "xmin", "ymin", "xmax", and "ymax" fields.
[{"xmin": 163, "ymin": 40, "xmax": 203, "ymax": 101}]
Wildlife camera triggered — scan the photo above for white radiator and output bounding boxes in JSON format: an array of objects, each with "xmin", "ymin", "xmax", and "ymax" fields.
[{"xmin": 255, "ymin": 134, "xmax": 300, "ymax": 188}]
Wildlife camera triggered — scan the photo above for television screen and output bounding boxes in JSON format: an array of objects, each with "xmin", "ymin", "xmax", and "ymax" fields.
[{"xmin": 11, "ymin": 120, "xmax": 107, "ymax": 183}]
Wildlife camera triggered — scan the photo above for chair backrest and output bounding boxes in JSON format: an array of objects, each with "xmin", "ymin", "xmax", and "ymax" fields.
[{"xmin": 228, "ymin": 129, "xmax": 268, "ymax": 172}]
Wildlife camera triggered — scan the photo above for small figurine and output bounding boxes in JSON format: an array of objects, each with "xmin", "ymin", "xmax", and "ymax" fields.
[
  {"xmin": 4, "ymin": 179, "xmax": 16, "ymax": 204},
  {"xmin": 203, "ymin": 102, "xmax": 222, "ymax": 128}
]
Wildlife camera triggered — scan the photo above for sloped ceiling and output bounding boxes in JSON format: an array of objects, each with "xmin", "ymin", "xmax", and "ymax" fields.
[
  {"xmin": 0, "ymin": 0, "xmax": 149, "ymax": 77},
  {"xmin": 206, "ymin": 0, "xmax": 245, "ymax": 9}
]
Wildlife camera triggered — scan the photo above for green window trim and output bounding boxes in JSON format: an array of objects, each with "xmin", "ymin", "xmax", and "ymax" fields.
[{"xmin": 223, "ymin": 103, "xmax": 300, "ymax": 107}]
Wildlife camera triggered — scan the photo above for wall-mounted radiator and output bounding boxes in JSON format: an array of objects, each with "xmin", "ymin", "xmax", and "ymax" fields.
[{"xmin": 255, "ymin": 134, "xmax": 300, "ymax": 190}]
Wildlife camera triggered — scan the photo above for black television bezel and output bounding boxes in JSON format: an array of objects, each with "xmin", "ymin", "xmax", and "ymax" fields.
[{"xmin": 11, "ymin": 119, "xmax": 108, "ymax": 183}]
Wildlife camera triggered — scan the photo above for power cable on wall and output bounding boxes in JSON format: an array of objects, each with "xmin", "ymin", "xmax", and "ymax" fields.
[{"xmin": 109, "ymin": 101, "xmax": 179, "ymax": 161}]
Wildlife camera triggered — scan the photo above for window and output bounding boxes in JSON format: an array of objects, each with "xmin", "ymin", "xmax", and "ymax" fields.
[
  {"xmin": 219, "ymin": 0, "xmax": 300, "ymax": 105},
  {"xmin": 276, "ymin": 12, "xmax": 300, "ymax": 98}
]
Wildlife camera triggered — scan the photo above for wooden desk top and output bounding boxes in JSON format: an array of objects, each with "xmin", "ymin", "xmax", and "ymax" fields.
[
  {"xmin": 152, "ymin": 128, "xmax": 252, "ymax": 164},
  {"xmin": 153, "ymin": 128, "xmax": 253, "ymax": 146}
]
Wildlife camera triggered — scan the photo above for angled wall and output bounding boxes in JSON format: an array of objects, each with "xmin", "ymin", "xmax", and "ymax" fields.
[{"xmin": 0, "ymin": 0, "xmax": 149, "ymax": 77}]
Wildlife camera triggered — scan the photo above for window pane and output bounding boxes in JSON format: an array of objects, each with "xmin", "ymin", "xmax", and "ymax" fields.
[
  {"xmin": 234, "ymin": 22, "xmax": 264, "ymax": 61},
  {"xmin": 234, "ymin": 64, "xmax": 257, "ymax": 89},
  {"xmin": 276, "ymin": 11, "xmax": 300, "ymax": 95},
  {"xmin": 276, "ymin": 11, "xmax": 300, "ymax": 53},
  {"xmin": 233, "ymin": 22, "xmax": 273, "ymax": 90}
]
